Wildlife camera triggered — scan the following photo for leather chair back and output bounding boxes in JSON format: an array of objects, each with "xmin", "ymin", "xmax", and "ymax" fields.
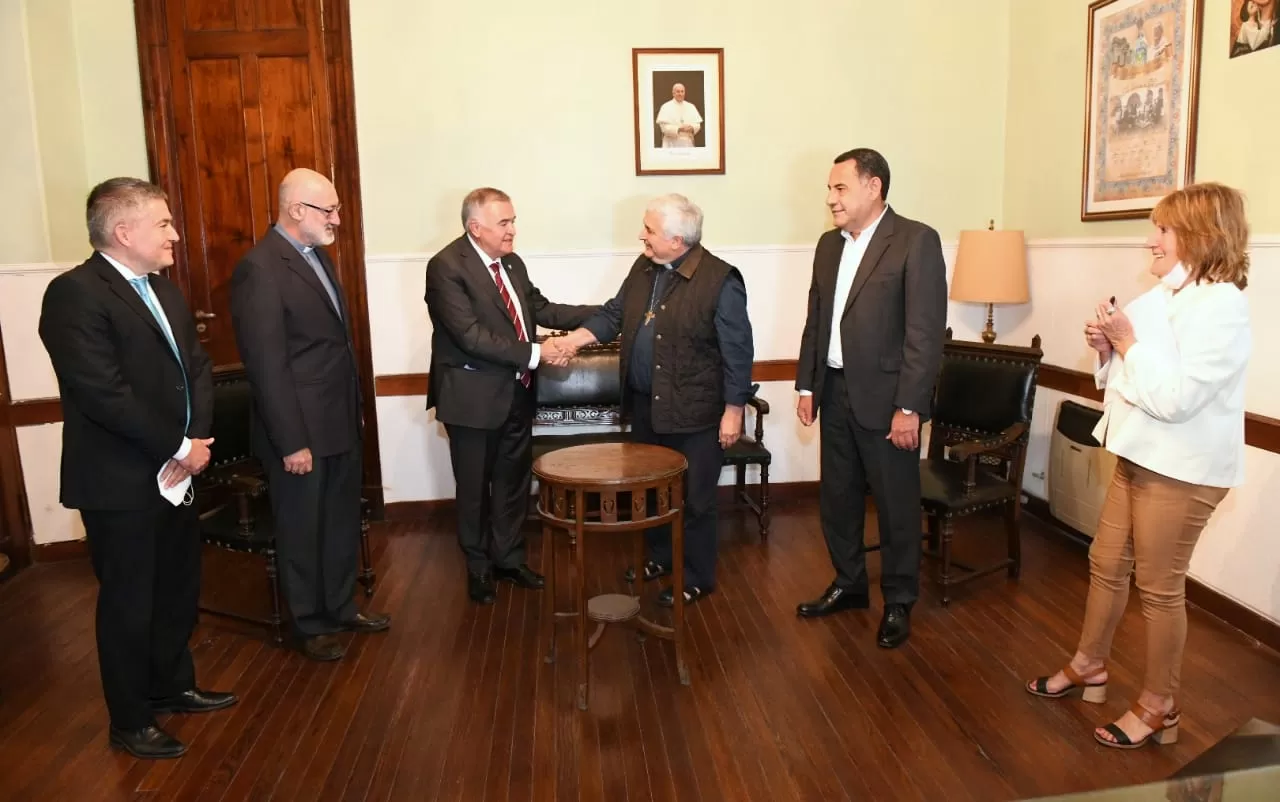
[
  {"xmin": 928, "ymin": 330, "xmax": 1044, "ymax": 481},
  {"xmin": 208, "ymin": 366, "xmax": 255, "ymax": 468},
  {"xmin": 535, "ymin": 340, "xmax": 621, "ymax": 407}
]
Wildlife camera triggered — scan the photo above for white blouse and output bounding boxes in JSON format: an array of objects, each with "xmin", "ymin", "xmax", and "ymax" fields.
[{"xmin": 1093, "ymin": 278, "xmax": 1251, "ymax": 488}]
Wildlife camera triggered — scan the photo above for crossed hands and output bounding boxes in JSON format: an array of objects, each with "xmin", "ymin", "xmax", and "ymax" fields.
[
  {"xmin": 160, "ymin": 436, "xmax": 215, "ymax": 489},
  {"xmin": 1084, "ymin": 298, "xmax": 1135, "ymax": 359},
  {"xmin": 540, "ymin": 336, "xmax": 580, "ymax": 368}
]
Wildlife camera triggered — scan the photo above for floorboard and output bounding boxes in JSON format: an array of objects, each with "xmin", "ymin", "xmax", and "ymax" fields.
[{"xmin": 1, "ymin": 500, "xmax": 1277, "ymax": 801}]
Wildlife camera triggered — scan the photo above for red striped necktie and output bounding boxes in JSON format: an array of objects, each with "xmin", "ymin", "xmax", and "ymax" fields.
[{"xmin": 489, "ymin": 261, "xmax": 531, "ymax": 388}]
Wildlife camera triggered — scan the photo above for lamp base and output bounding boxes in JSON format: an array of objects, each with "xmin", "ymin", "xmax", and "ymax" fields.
[{"xmin": 981, "ymin": 303, "xmax": 997, "ymax": 344}]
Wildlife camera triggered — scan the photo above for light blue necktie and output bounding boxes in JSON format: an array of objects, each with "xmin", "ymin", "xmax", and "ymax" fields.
[{"xmin": 128, "ymin": 276, "xmax": 190, "ymax": 428}]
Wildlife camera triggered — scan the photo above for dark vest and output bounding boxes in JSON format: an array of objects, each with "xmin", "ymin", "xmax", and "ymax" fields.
[{"xmin": 619, "ymin": 246, "xmax": 735, "ymax": 433}]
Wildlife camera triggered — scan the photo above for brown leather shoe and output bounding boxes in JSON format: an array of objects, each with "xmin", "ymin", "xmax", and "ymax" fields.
[
  {"xmin": 340, "ymin": 612, "xmax": 390, "ymax": 633},
  {"xmin": 300, "ymin": 634, "xmax": 346, "ymax": 661}
]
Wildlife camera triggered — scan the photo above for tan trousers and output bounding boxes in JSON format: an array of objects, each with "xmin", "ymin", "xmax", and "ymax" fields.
[{"xmin": 1076, "ymin": 458, "xmax": 1228, "ymax": 698}]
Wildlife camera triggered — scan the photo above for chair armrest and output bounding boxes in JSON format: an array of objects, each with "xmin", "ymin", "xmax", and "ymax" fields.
[
  {"xmin": 746, "ymin": 395, "xmax": 770, "ymax": 416},
  {"xmin": 227, "ymin": 474, "xmax": 267, "ymax": 499},
  {"xmin": 948, "ymin": 422, "xmax": 1028, "ymax": 492},
  {"xmin": 948, "ymin": 422, "xmax": 1028, "ymax": 461}
]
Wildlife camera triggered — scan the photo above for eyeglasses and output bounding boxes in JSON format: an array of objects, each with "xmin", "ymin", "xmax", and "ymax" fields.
[{"xmin": 299, "ymin": 201, "xmax": 341, "ymax": 217}]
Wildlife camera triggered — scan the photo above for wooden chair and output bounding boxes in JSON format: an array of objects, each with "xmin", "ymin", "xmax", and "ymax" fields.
[
  {"xmin": 721, "ymin": 384, "xmax": 771, "ymax": 538},
  {"xmin": 195, "ymin": 367, "xmax": 375, "ymax": 644},
  {"xmin": 920, "ymin": 330, "xmax": 1043, "ymax": 604}
]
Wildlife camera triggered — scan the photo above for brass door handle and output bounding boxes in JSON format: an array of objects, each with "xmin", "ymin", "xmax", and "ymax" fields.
[{"xmin": 194, "ymin": 310, "xmax": 217, "ymax": 320}]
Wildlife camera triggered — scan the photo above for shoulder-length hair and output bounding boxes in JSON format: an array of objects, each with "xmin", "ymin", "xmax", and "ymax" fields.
[{"xmin": 1151, "ymin": 182, "xmax": 1250, "ymax": 290}]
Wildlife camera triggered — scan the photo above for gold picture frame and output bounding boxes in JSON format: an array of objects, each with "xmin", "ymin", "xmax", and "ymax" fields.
[
  {"xmin": 632, "ymin": 48, "xmax": 725, "ymax": 176},
  {"xmin": 1081, "ymin": 0, "xmax": 1204, "ymax": 221}
]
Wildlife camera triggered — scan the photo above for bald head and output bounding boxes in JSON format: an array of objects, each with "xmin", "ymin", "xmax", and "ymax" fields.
[{"xmin": 277, "ymin": 167, "xmax": 340, "ymax": 247}]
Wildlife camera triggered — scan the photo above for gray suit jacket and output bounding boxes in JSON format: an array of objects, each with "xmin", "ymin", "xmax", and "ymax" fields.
[
  {"xmin": 795, "ymin": 207, "xmax": 948, "ymax": 429},
  {"xmin": 424, "ymin": 235, "xmax": 597, "ymax": 429}
]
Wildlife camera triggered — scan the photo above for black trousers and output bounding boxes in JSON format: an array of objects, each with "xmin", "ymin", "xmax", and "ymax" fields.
[
  {"xmin": 81, "ymin": 497, "xmax": 201, "ymax": 730},
  {"xmin": 444, "ymin": 381, "xmax": 534, "ymax": 575},
  {"xmin": 629, "ymin": 392, "xmax": 722, "ymax": 591},
  {"xmin": 819, "ymin": 368, "xmax": 922, "ymax": 605},
  {"xmin": 264, "ymin": 448, "xmax": 361, "ymax": 637}
]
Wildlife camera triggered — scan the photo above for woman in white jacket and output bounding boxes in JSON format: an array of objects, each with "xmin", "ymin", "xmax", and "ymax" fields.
[{"xmin": 1025, "ymin": 182, "xmax": 1252, "ymax": 750}]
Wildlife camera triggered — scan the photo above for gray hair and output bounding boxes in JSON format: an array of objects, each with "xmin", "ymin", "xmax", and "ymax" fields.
[
  {"xmin": 86, "ymin": 178, "xmax": 167, "ymax": 249},
  {"xmin": 646, "ymin": 193, "xmax": 703, "ymax": 245},
  {"xmin": 461, "ymin": 187, "xmax": 511, "ymax": 229}
]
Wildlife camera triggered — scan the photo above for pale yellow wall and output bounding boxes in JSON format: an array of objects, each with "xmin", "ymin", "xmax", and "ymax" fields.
[
  {"xmin": 2, "ymin": 0, "xmax": 149, "ymax": 265},
  {"xmin": 1004, "ymin": 0, "xmax": 1280, "ymax": 238},
  {"xmin": 350, "ymin": 0, "xmax": 1013, "ymax": 253},
  {"xmin": 25, "ymin": 0, "xmax": 90, "ymax": 262},
  {"xmin": 0, "ymin": 0, "xmax": 50, "ymax": 263},
  {"xmin": 71, "ymin": 0, "xmax": 150, "ymax": 187}
]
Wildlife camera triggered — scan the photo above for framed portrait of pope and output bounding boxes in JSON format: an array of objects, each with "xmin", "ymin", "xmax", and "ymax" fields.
[{"xmin": 632, "ymin": 48, "xmax": 725, "ymax": 176}]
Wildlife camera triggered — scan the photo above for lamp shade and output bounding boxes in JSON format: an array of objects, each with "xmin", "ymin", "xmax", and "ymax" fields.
[{"xmin": 949, "ymin": 229, "xmax": 1029, "ymax": 304}]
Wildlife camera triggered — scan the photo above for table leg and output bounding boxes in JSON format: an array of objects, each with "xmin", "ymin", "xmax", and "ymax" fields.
[
  {"xmin": 633, "ymin": 522, "xmax": 646, "ymax": 642},
  {"xmin": 672, "ymin": 508, "xmax": 690, "ymax": 686},
  {"xmin": 574, "ymin": 489, "xmax": 589, "ymax": 711},
  {"xmin": 542, "ymin": 522, "xmax": 556, "ymax": 664}
]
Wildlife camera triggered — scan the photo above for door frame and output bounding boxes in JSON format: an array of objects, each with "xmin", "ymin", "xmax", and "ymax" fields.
[
  {"xmin": 0, "ymin": 319, "xmax": 33, "ymax": 574},
  {"xmin": 132, "ymin": 0, "xmax": 384, "ymax": 515}
]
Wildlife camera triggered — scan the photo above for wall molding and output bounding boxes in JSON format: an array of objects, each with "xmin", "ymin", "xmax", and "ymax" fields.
[
  {"xmin": 1022, "ymin": 495, "xmax": 1280, "ymax": 654},
  {"xmin": 31, "ymin": 538, "xmax": 87, "ymax": 562},
  {"xmin": 370, "ymin": 359, "xmax": 1280, "ymax": 457},
  {"xmin": 0, "ymin": 263, "xmax": 71, "ymax": 276}
]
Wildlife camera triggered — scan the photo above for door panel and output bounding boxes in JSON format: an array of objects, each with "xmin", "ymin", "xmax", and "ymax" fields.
[{"xmin": 135, "ymin": 0, "xmax": 383, "ymax": 512}]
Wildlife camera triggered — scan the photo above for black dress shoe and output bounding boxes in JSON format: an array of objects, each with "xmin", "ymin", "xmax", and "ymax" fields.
[
  {"xmin": 876, "ymin": 603, "xmax": 912, "ymax": 648},
  {"xmin": 300, "ymin": 634, "xmax": 346, "ymax": 661},
  {"xmin": 657, "ymin": 586, "xmax": 707, "ymax": 607},
  {"xmin": 493, "ymin": 564, "xmax": 544, "ymax": 589},
  {"xmin": 150, "ymin": 689, "xmax": 239, "ymax": 714},
  {"xmin": 108, "ymin": 725, "xmax": 187, "ymax": 759},
  {"xmin": 340, "ymin": 612, "xmax": 391, "ymax": 633},
  {"xmin": 469, "ymin": 571, "xmax": 497, "ymax": 604},
  {"xmin": 796, "ymin": 584, "xmax": 870, "ymax": 618}
]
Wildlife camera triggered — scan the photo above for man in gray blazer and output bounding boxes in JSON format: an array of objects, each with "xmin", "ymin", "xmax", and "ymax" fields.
[
  {"xmin": 794, "ymin": 148, "xmax": 948, "ymax": 648},
  {"xmin": 425, "ymin": 188, "xmax": 597, "ymax": 604}
]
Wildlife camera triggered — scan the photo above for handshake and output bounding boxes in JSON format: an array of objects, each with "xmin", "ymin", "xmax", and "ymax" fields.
[{"xmin": 539, "ymin": 334, "xmax": 584, "ymax": 368}]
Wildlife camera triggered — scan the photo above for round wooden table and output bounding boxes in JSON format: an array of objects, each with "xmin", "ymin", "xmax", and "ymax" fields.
[{"xmin": 533, "ymin": 442, "xmax": 690, "ymax": 711}]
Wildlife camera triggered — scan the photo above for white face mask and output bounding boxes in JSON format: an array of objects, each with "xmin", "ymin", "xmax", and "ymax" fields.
[{"xmin": 1160, "ymin": 261, "xmax": 1189, "ymax": 290}]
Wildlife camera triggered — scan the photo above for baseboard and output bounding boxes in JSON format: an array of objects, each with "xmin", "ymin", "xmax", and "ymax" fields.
[
  {"xmin": 31, "ymin": 538, "xmax": 88, "ymax": 562},
  {"xmin": 1021, "ymin": 495, "xmax": 1280, "ymax": 655},
  {"xmin": 382, "ymin": 480, "xmax": 821, "ymax": 521}
]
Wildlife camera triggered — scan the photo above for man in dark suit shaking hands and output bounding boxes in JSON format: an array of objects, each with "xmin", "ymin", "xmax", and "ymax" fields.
[
  {"xmin": 425, "ymin": 188, "xmax": 596, "ymax": 604},
  {"xmin": 38, "ymin": 178, "xmax": 237, "ymax": 759},
  {"xmin": 794, "ymin": 149, "xmax": 947, "ymax": 648},
  {"xmin": 230, "ymin": 168, "xmax": 389, "ymax": 662}
]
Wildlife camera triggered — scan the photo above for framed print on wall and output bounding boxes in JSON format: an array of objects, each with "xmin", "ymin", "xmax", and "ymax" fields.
[
  {"xmin": 632, "ymin": 48, "xmax": 725, "ymax": 176},
  {"xmin": 1081, "ymin": 0, "xmax": 1204, "ymax": 221}
]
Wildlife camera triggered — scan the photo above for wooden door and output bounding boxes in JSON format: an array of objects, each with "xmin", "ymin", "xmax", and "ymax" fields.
[{"xmin": 134, "ymin": 0, "xmax": 382, "ymax": 511}]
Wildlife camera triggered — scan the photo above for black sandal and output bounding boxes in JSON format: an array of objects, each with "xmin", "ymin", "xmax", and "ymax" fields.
[{"xmin": 623, "ymin": 561, "xmax": 670, "ymax": 583}]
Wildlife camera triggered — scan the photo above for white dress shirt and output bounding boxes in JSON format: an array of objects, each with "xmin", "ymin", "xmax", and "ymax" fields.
[
  {"xmin": 1093, "ymin": 276, "xmax": 1251, "ymax": 488},
  {"xmin": 798, "ymin": 206, "xmax": 890, "ymax": 398},
  {"xmin": 100, "ymin": 251, "xmax": 192, "ymax": 461},
  {"xmin": 468, "ymin": 236, "xmax": 540, "ymax": 372}
]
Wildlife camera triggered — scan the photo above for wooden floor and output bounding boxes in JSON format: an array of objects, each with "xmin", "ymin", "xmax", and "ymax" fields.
[{"xmin": 2, "ymin": 498, "xmax": 1278, "ymax": 802}]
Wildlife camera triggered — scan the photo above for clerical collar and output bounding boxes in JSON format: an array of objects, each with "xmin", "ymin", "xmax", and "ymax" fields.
[
  {"xmin": 274, "ymin": 223, "xmax": 314, "ymax": 256},
  {"xmin": 652, "ymin": 248, "xmax": 691, "ymax": 271}
]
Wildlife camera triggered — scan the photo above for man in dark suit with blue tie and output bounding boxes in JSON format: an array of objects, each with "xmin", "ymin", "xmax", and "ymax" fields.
[
  {"xmin": 230, "ymin": 168, "xmax": 389, "ymax": 662},
  {"xmin": 39, "ymin": 177, "xmax": 237, "ymax": 759}
]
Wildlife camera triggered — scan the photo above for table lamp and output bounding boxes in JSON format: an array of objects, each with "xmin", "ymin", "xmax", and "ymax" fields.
[{"xmin": 949, "ymin": 220, "xmax": 1029, "ymax": 344}]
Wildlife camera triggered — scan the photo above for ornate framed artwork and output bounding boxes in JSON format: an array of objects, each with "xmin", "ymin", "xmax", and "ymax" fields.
[
  {"xmin": 632, "ymin": 48, "xmax": 725, "ymax": 176},
  {"xmin": 1081, "ymin": 0, "xmax": 1205, "ymax": 221}
]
